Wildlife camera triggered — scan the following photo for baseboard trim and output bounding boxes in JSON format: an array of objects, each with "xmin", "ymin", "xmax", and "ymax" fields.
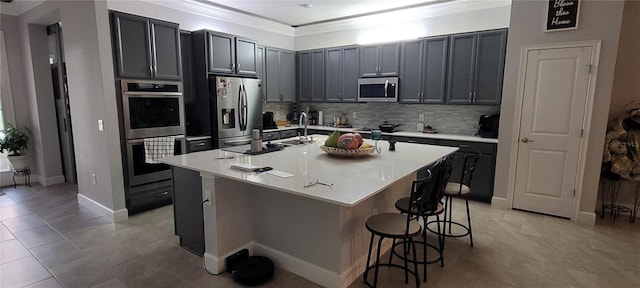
[
  {"xmin": 41, "ymin": 175, "xmax": 65, "ymax": 186},
  {"xmin": 203, "ymin": 242, "xmax": 254, "ymax": 275},
  {"xmin": 77, "ymin": 193, "xmax": 129, "ymax": 222},
  {"xmin": 491, "ymin": 196, "xmax": 511, "ymax": 209},
  {"xmin": 253, "ymin": 242, "xmax": 340, "ymax": 288},
  {"xmin": 575, "ymin": 211, "xmax": 597, "ymax": 225}
]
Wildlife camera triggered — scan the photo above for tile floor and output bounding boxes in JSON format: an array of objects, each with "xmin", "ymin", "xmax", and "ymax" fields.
[{"xmin": 1, "ymin": 183, "xmax": 638, "ymax": 288}]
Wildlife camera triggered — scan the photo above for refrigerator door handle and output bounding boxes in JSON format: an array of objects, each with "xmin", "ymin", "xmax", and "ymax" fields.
[
  {"xmin": 237, "ymin": 84, "xmax": 244, "ymax": 131},
  {"xmin": 242, "ymin": 84, "xmax": 249, "ymax": 132}
]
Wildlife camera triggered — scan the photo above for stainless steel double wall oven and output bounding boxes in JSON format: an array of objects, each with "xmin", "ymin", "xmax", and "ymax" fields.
[{"xmin": 121, "ymin": 80, "xmax": 186, "ymax": 213}]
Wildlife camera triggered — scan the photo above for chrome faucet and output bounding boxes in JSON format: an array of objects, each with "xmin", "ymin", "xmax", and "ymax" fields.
[{"xmin": 299, "ymin": 111, "xmax": 309, "ymax": 141}]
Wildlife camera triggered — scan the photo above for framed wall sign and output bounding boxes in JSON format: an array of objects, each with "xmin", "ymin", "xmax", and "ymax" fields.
[{"xmin": 546, "ymin": 0, "xmax": 580, "ymax": 32}]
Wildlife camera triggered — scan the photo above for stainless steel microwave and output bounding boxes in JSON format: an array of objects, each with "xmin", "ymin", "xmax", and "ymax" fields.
[{"xmin": 357, "ymin": 77, "xmax": 398, "ymax": 102}]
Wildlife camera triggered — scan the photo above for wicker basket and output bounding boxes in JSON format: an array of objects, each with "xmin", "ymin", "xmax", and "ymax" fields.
[{"xmin": 320, "ymin": 145, "xmax": 375, "ymax": 157}]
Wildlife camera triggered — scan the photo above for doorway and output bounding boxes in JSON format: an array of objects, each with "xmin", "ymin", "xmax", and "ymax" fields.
[
  {"xmin": 47, "ymin": 23, "xmax": 77, "ymax": 184},
  {"xmin": 511, "ymin": 42, "xmax": 599, "ymax": 219}
]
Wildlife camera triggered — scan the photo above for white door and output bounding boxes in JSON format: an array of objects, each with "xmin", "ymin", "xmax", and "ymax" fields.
[{"xmin": 513, "ymin": 46, "xmax": 593, "ymax": 218}]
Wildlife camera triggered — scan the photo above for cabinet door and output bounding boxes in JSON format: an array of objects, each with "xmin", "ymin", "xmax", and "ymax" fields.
[
  {"xmin": 422, "ymin": 36, "xmax": 448, "ymax": 103},
  {"xmin": 256, "ymin": 46, "xmax": 265, "ymax": 100},
  {"xmin": 325, "ymin": 48, "xmax": 342, "ymax": 102},
  {"xmin": 150, "ymin": 20, "xmax": 181, "ymax": 80},
  {"xmin": 359, "ymin": 45, "xmax": 379, "ymax": 77},
  {"xmin": 279, "ymin": 50, "xmax": 295, "ymax": 102},
  {"xmin": 473, "ymin": 30, "xmax": 507, "ymax": 105},
  {"xmin": 265, "ymin": 48, "xmax": 281, "ymax": 102},
  {"xmin": 399, "ymin": 40, "xmax": 423, "ymax": 103},
  {"xmin": 446, "ymin": 33, "xmax": 476, "ymax": 104},
  {"xmin": 379, "ymin": 42, "xmax": 400, "ymax": 77},
  {"xmin": 298, "ymin": 51, "xmax": 312, "ymax": 102},
  {"xmin": 341, "ymin": 46, "xmax": 359, "ymax": 102},
  {"xmin": 180, "ymin": 32, "xmax": 194, "ymax": 104},
  {"xmin": 235, "ymin": 37, "xmax": 258, "ymax": 76},
  {"xmin": 112, "ymin": 12, "xmax": 152, "ymax": 79},
  {"xmin": 311, "ymin": 50, "xmax": 325, "ymax": 102},
  {"xmin": 207, "ymin": 33, "xmax": 235, "ymax": 74},
  {"xmin": 172, "ymin": 167, "xmax": 204, "ymax": 256},
  {"xmin": 468, "ymin": 154, "xmax": 496, "ymax": 202}
]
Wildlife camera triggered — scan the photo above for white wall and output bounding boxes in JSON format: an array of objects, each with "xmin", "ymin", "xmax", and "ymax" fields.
[
  {"xmin": 9, "ymin": 0, "xmax": 125, "ymax": 213},
  {"xmin": 494, "ymin": 0, "xmax": 625, "ymax": 220},
  {"xmin": 107, "ymin": 0, "xmax": 295, "ymax": 50},
  {"xmin": 294, "ymin": 3, "xmax": 511, "ymax": 50}
]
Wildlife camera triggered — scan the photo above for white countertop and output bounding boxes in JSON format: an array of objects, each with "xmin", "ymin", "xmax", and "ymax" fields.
[
  {"xmin": 265, "ymin": 125, "xmax": 498, "ymax": 144},
  {"xmin": 159, "ymin": 135, "xmax": 457, "ymax": 207}
]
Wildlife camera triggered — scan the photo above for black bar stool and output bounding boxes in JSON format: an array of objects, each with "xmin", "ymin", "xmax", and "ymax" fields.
[{"xmin": 389, "ymin": 158, "xmax": 452, "ymax": 282}]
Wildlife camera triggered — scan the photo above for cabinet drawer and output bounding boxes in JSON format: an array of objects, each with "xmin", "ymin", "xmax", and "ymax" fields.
[
  {"xmin": 263, "ymin": 131, "xmax": 280, "ymax": 141},
  {"xmin": 279, "ymin": 129, "xmax": 297, "ymax": 138},
  {"xmin": 188, "ymin": 139, "xmax": 212, "ymax": 153}
]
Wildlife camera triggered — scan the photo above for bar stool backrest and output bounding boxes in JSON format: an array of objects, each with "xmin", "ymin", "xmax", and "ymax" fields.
[
  {"xmin": 416, "ymin": 157, "xmax": 452, "ymax": 214},
  {"xmin": 458, "ymin": 153, "xmax": 481, "ymax": 189}
]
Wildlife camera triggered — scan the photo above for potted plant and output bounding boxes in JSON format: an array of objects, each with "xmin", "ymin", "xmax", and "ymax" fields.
[{"xmin": 0, "ymin": 123, "xmax": 30, "ymax": 171}]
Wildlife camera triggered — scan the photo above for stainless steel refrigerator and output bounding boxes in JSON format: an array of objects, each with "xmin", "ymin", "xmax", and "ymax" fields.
[{"xmin": 209, "ymin": 76, "xmax": 263, "ymax": 148}]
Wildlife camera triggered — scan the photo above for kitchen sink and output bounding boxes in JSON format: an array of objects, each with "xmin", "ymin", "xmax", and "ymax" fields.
[{"xmin": 279, "ymin": 138, "xmax": 315, "ymax": 146}]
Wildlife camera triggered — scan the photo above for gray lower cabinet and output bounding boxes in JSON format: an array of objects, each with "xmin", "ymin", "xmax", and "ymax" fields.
[
  {"xmin": 446, "ymin": 29, "xmax": 507, "ymax": 105},
  {"xmin": 207, "ymin": 32, "xmax": 257, "ymax": 77},
  {"xmin": 399, "ymin": 36, "xmax": 448, "ymax": 104},
  {"xmin": 359, "ymin": 43, "xmax": 400, "ymax": 77},
  {"xmin": 111, "ymin": 11, "xmax": 181, "ymax": 80},
  {"xmin": 298, "ymin": 50, "xmax": 325, "ymax": 102},
  {"xmin": 263, "ymin": 131, "xmax": 280, "ymax": 141},
  {"xmin": 325, "ymin": 46, "xmax": 359, "ymax": 102},
  {"xmin": 172, "ymin": 167, "xmax": 204, "ymax": 256},
  {"xmin": 279, "ymin": 129, "xmax": 297, "ymax": 138},
  {"xmin": 266, "ymin": 47, "xmax": 295, "ymax": 102}
]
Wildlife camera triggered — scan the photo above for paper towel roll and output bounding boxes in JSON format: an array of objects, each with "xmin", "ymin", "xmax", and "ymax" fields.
[
  {"xmin": 252, "ymin": 129, "xmax": 260, "ymax": 140},
  {"xmin": 318, "ymin": 111, "xmax": 323, "ymax": 125},
  {"xmin": 251, "ymin": 139, "xmax": 262, "ymax": 152}
]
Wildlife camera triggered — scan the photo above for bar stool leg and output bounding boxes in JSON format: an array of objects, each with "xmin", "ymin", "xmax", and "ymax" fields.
[
  {"xmin": 465, "ymin": 197, "xmax": 474, "ymax": 247},
  {"xmin": 364, "ymin": 233, "xmax": 374, "ymax": 283},
  {"xmin": 410, "ymin": 238, "xmax": 420, "ymax": 288},
  {"xmin": 373, "ymin": 237, "xmax": 384, "ymax": 288},
  {"xmin": 422, "ymin": 217, "xmax": 427, "ymax": 281}
]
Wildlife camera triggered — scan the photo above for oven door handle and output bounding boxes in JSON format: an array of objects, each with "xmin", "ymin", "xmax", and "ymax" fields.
[
  {"xmin": 126, "ymin": 135, "xmax": 185, "ymax": 145},
  {"xmin": 122, "ymin": 91, "xmax": 183, "ymax": 97}
]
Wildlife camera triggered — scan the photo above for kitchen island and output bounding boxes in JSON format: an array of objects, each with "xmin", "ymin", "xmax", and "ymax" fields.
[{"xmin": 159, "ymin": 136, "xmax": 457, "ymax": 288}]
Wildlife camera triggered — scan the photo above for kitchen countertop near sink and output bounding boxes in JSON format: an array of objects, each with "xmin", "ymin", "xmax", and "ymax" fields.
[{"xmin": 265, "ymin": 125, "xmax": 498, "ymax": 144}]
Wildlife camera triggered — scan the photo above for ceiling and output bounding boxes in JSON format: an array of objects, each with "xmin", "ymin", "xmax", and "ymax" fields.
[
  {"xmin": 0, "ymin": 0, "xmax": 44, "ymax": 16},
  {"xmin": 202, "ymin": 0, "xmax": 451, "ymax": 27}
]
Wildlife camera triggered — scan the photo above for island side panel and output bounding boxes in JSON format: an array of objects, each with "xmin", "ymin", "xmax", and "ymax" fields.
[
  {"xmin": 251, "ymin": 186, "xmax": 343, "ymax": 288},
  {"xmin": 338, "ymin": 172, "xmax": 416, "ymax": 286},
  {"xmin": 202, "ymin": 174, "xmax": 255, "ymax": 274}
]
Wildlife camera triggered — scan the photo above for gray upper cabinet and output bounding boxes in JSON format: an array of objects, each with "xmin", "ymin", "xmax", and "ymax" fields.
[
  {"xmin": 111, "ymin": 12, "xmax": 181, "ymax": 80},
  {"xmin": 400, "ymin": 36, "xmax": 448, "ymax": 104},
  {"xmin": 359, "ymin": 43, "xmax": 399, "ymax": 77},
  {"xmin": 207, "ymin": 32, "xmax": 257, "ymax": 77},
  {"xmin": 256, "ymin": 46, "xmax": 266, "ymax": 100},
  {"xmin": 180, "ymin": 31, "xmax": 194, "ymax": 104},
  {"xmin": 325, "ymin": 46, "xmax": 359, "ymax": 102},
  {"xmin": 266, "ymin": 47, "xmax": 295, "ymax": 102},
  {"xmin": 446, "ymin": 29, "xmax": 506, "ymax": 105},
  {"xmin": 298, "ymin": 50, "xmax": 325, "ymax": 102}
]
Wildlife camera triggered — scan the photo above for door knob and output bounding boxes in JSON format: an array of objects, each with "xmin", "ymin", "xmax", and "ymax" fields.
[{"xmin": 521, "ymin": 137, "xmax": 534, "ymax": 143}]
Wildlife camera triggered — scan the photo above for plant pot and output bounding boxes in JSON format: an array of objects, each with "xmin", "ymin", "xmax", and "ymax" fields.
[{"xmin": 7, "ymin": 155, "xmax": 29, "ymax": 171}]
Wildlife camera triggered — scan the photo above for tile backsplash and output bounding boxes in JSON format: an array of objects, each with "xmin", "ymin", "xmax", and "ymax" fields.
[{"xmin": 264, "ymin": 102, "xmax": 500, "ymax": 136}]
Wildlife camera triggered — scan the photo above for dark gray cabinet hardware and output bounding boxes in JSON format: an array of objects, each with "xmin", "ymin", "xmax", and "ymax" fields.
[
  {"xmin": 266, "ymin": 47, "xmax": 295, "ymax": 102},
  {"xmin": 207, "ymin": 32, "xmax": 257, "ymax": 76},
  {"xmin": 111, "ymin": 12, "xmax": 181, "ymax": 80},
  {"xmin": 399, "ymin": 36, "xmax": 448, "ymax": 104},
  {"xmin": 446, "ymin": 29, "xmax": 507, "ymax": 105},
  {"xmin": 359, "ymin": 43, "xmax": 400, "ymax": 77}
]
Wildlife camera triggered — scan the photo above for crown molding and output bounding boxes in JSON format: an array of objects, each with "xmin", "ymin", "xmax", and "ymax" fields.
[
  {"xmin": 294, "ymin": 0, "xmax": 511, "ymax": 37},
  {"xmin": 145, "ymin": 0, "xmax": 295, "ymax": 37}
]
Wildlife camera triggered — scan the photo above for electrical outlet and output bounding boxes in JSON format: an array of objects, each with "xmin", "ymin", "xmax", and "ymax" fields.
[
  {"xmin": 91, "ymin": 173, "xmax": 97, "ymax": 184},
  {"xmin": 418, "ymin": 114, "xmax": 424, "ymax": 122},
  {"xmin": 352, "ymin": 112, "xmax": 357, "ymax": 118},
  {"xmin": 372, "ymin": 207, "xmax": 378, "ymax": 216},
  {"xmin": 97, "ymin": 119, "xmax": 104, "ymax": 131},
  {"xmin": 276, "ymin": 111, "xmax": 280, "ymax": 118}
]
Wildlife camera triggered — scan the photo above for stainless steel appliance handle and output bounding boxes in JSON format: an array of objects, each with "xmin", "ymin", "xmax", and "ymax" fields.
[
  {"xmin": 126, "ymin": 135, "xmax": 185, "ymax": 145},
  {"xmin": 242, "ymin": 84, "xmax": 248, "ymax": 132},
  {"xmin": 122, "ymin": 91, "xmax": 183, "ymax": 97},
  {"xmin": 384, "ymin": 80, "xmax": 389, "ymax": 99},
  {"xmin": 237, "ymin": 84, "xmax": 244, "ymax": 129}
]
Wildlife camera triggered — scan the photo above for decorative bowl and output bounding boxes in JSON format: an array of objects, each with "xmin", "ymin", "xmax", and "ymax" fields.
[{"xmin": 320, "ymin": 145, "xmax": 375, "ymax": 157}]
